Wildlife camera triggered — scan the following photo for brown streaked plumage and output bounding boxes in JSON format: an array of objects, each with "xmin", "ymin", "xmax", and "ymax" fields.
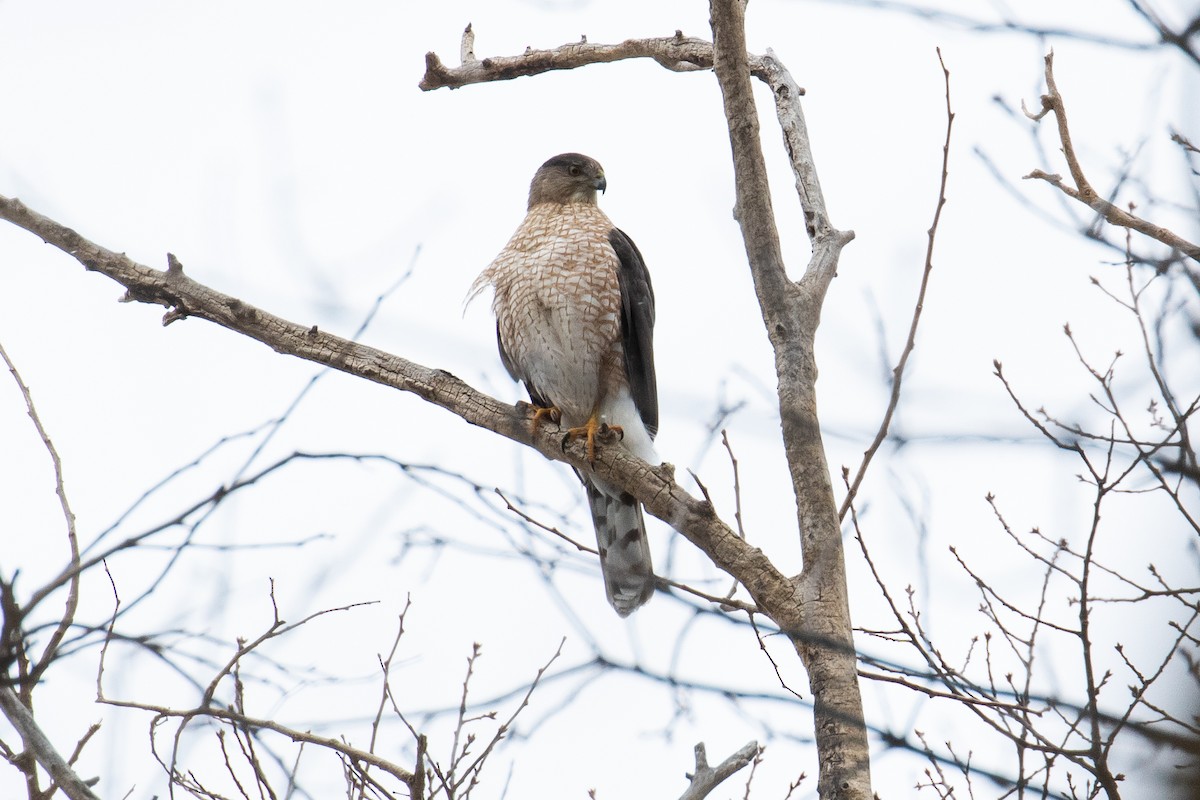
[{"xmin": 468, "ymin": 153, "xmax": 658, "ymax": 616}]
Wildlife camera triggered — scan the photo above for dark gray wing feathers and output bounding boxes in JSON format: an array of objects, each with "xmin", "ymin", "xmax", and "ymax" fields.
[{"xmin": 608, "ymin": 228, "xmax": 658, "ymax": 438}]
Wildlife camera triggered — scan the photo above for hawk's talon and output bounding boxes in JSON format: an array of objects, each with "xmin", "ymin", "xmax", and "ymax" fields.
[
  {"xmin": 563, "ymin": 416, "xmax": 624, "ymax": 463},
  {"xmin": 604, "ymin": 424, "xmax": 625, "ymax": 441},
  {"xmin": 529, "ymin": 404, "xmax": 562, "ymax": 432},
  {"xmin": 595, "ymin": 421, "xmax": 625, "ymax": 442}
]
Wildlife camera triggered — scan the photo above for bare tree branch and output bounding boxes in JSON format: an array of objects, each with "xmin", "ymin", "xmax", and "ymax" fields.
[
  {"xmin": 840, "ymin": 48, "xmax": 954, "ymax": 520},
  {"xmin": 0, "ymin": 193, "xmax": 799, "ymax": 626},
  {"xmin": 0, "ymin": 341, "xmax": 82, "ymax": 688},
  {"xmin": 420, "ymin": 27, "xmax": 756, "ymax": 91},
  {"xmin": 102, "ymin": 696, "xmax": 418, "ymax": 787},
  {"xmin": 677, "ymin": 740, "xmax": 761, "ymax": 800},
  {"xmin": 706, "ymin": 0, "xmax": 868, "ymax": 795},
  {"xmin": 1023, "ymin": 52, "xmax": 1200, "ymax": 263},
  {"xmin": 799, "ymin": 0, "xmax": 1176, "ymax": 54},
  {"xmin": 0, "ymin": 686, "xmax": 101, "ymax": 800}
]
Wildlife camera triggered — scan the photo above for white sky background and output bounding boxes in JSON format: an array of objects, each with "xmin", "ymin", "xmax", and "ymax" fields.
[{"xmin": 1, "ymin": 0, "xmax": 1198, "ymax": 798}]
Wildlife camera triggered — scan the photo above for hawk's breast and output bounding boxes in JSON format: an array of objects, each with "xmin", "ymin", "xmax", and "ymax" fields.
[{"xmin": 479, "ymin": 202, "xmax": 625, "ymax": 425}]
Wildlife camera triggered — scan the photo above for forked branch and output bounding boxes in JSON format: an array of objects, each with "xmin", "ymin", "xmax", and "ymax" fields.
[
  {"xmin": 678, "ymin": 740, "xmax": 761, "ymax": 800},
  {"xmin": 0, "ymin": 687, "xmax": 101, "ymax": 800},
  {"xmin": 420, "ymin": 25, "xmax": 767, "ymax": 91},
  {"xmin": 1023, "ymin": 51, "xmax": 1200, "ymax": 263}
]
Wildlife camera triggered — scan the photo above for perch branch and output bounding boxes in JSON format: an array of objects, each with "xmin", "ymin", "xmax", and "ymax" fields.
[{"xmin": 0, "ymin": 192, "xmax": 801, "ymax": 632}]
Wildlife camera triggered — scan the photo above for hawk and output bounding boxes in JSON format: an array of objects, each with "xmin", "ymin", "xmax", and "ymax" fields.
[{"xmin": 469, "ymin": 153, "xmax": 658, "ymax": 616}]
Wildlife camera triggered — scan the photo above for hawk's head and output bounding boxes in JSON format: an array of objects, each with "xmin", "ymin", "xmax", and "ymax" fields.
[{"xmin": 528, "ymin": 153, "xmax": 607, "ymax": 208}]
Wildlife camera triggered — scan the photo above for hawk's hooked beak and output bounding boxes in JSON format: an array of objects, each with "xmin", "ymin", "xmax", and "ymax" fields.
[{"xmin": 594, "ymin": 174, "xmax": 607, "ymax": 194}]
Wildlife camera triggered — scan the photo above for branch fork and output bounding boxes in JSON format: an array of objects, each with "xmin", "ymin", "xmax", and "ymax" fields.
[{"xmin": 1023, "ymin": 51, "xmax": 1200, "ymax": 263}]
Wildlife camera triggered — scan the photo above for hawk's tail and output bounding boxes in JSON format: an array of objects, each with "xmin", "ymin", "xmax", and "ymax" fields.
[{"xmin": 585, "ymin": 478, "xmax": 655, "ymax": 616}]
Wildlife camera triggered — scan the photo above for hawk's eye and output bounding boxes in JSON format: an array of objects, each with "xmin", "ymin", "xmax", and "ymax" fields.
[{"xmin": 568, "ymin": 165, "xmax": 581, "ymax": 177}]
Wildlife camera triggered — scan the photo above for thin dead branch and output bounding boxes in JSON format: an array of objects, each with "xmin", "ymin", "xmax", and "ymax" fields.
[
  {"xmin": 0, "ymin": 341, "xmax": 82, "ymax": 688},
  {"xmin": 678, "ymin": 740, "xmax": 761, "ymax": 800},
  {"xmin": 103, "ymin": 696, "xmax": 417, "ymax": 786},
  {"xmin": 420, "ymin": 28, "xmax": 755, "ymax": 91},
  {"xmin": 0, "ymin": 687, "xmax": 101, "ymax": 800},
  {"xmin": 840, "ymin": 48, "xmax": 954, "ymax": 520},
  {"xmin": 1023, "ymin": 52, "xmax": 1200, "ymax": 263}
]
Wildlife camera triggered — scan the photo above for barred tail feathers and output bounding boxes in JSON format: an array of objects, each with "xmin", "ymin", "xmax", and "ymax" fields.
[{"xmin": 585, "ymin": 478, "xmax": 654, "ymax": 616}]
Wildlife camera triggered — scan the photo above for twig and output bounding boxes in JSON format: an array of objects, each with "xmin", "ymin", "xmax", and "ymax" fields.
[
  {"xmin": 799, "ymin": 0, "xmax": 1173, "ymax": 53},
  {"xmin": 102, "ymin": 695, "xmax": 417, "ymax": 785},
  {"xmin": 720, "ymin": 430, "xmax": 747, "ymax": 540},
  {"xmin": 446, "ymin": 643, "xmax": 484, "ymax": 793},
  {"xmin": 155, "ymin": 586, "xmax": 378, "ymax": 797},
  {"xmin": 718, "ymin": 429, "xmax": 749, "ymax": 602},
  {"xmin": 368, "ymin": 598, "xmax": 411, "ymax": 756},
  {"xmin": 662, "ymin": 578, "xmax": 759, "ymax": 614},
  {"xmin": 0, "ymin": 341, "xmax": 82, "ymax": 686},
  {"xmin": 739, "ymin": 746, "xmax": 764, "ymax": 800},
  {"xmin": 495, "ymin": 487, "xmax": 758, "ymax": 613},
  {"xmin": 840, "ymin": 48, "xmax": 954, "ymax": 520},
  {"xmin": 453, "ymin": 638, "xmax": 565, "ymax": 793},
  {"xmin": 749, "ymin": 614, "xmax": 805, "ymax": 701},
  {"xmin": 1022, "ymin": 52, "xmax": 1200, "ymax": 263},
  {"xmin": 494, "ymin": 488, "xmax": 593, "ymax": 554}
]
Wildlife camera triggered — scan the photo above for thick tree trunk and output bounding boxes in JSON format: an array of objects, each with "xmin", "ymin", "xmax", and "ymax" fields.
[{"xmin": 708, "ymin": 1, "xmax": 871, "ymax": 796}]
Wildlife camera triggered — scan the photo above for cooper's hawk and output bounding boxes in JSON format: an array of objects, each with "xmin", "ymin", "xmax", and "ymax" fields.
[{"xmin": 469, "ymin": 153, "xmax": 658, "ymax": 616}]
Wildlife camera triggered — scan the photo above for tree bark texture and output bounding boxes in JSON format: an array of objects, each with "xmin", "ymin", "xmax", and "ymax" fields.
[{"xmin": 707, "ymin": 1, "xmax": 869, "ymax": 797}]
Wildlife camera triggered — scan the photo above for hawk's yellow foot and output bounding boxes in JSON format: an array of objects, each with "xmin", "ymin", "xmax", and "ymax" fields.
[
  {"xmin": 562, "ymin": 412, "xmax": 624, "ymax": 463},
  {"xmin": 528, "ymin": 403, "xmax": 562, "ymax": 433}
]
